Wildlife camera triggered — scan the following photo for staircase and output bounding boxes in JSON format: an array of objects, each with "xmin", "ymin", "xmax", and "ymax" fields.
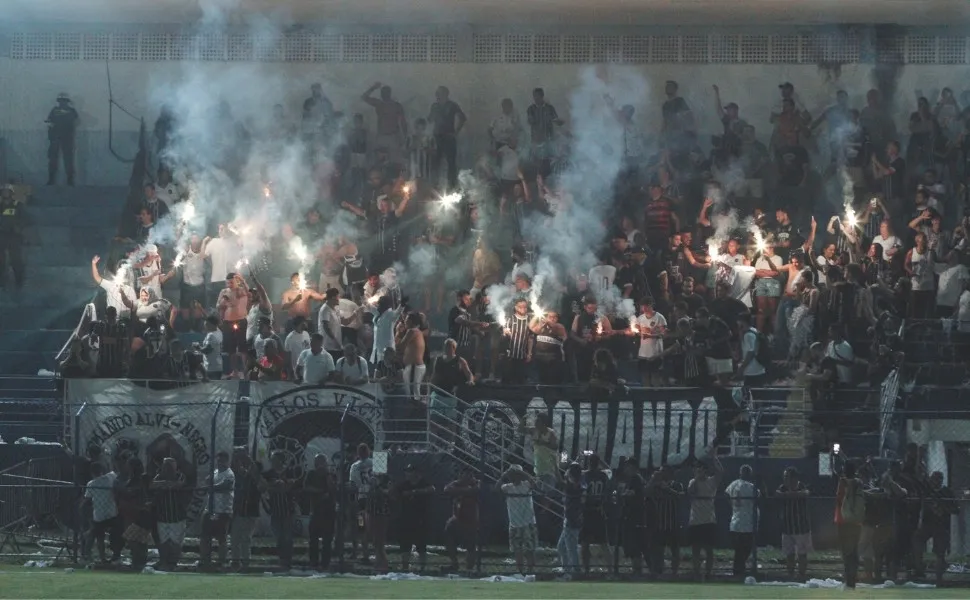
[
  {"xmin": 0, "ymin": 185, "xmax": 127, "ymax": 440},
  {"xmin": 425, "ymin": 388, "xmax": 565, "ymax": 521}
]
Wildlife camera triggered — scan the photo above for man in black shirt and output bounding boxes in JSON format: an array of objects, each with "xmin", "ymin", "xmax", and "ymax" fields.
[
  {"xmin": 694, "ymin": 307, "xmax": 733, "ymax": 385},
  {"xmin": 447, "ymin": 290, "xmax": 484, "ymax": 373},
  {"xmin": 646, "ymin": 465, "xmax": 685, "ymax": 576},
  {"xmin": 428, "ymin": 86, "xmax": 466, "ymax": 190},
  {"xmin": 773, "ymin": 208, "xmax": 804, "ymax": 263},
  {"xmin": 46, "ymin": 92, "xmax": 79, "ymax": 185},
  {"xmin": 580, "ymin": 455, "xmax": 612, "ymax": 573},
  {"xmin": 304, "ymin": 454, "xmax": 337, "ymax": 571},
  {"xmin": 230, "ymin": 449, "xmax": 262, "ymax": 571},
  {"xmin": 259, "ymin": 451, "xmax": 298, "ymax": 571},
  {"xmin": 394, "ymin": 464, "xmax": 435, "ymax": 572},
  {"xmin": 150, "ymin": 457, "xmax": 187, "ymax": 570},
  {"xmin": 618, "ymin": 460, "xmax": 647, "ymax": 575},
  {"xmin": 90, "ymin": 307, "xmax": 128, "ymax": 378},
  {"xmin": 912, "ymin": 471, "xmax": 958, "ymax": 584}
]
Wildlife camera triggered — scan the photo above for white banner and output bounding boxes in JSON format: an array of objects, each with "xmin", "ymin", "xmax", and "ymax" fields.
[{"xmin": 69, "ymin": 380, "xmax": 239, "ymax": 523}]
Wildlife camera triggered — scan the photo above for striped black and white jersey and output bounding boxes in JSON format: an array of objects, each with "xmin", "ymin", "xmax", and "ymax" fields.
[
  {"xmin": 90, "ymin": 320, "xmax": 128, "ymax": 374},
  {"xmin": 505, "ymin": 313, "xmax": 533, "ymax": 360},
  {"xmin": 448, "ymin": 305, "xmax": 473, "ymax": 349}
]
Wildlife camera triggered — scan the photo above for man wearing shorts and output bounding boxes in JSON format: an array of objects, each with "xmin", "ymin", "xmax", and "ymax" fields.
[
  {"xmin": 199, "ymin": 451, "xmax": 234, "ymax": 569},
  {"xmin": 580, "ymin": 455, "xmax": 613, "ymax": 573},
  {"xmin": 687, "ymin": 449, "xmax": 722, "ymax": 581},
  {"xmin": 499, "ymin": 465, "xmax": 537, "ymax": 574},
  {"xmin": 217, "ymin": 272, "xmax": 250, "ymax": 379},
  {"xmin": 776, "ymin": 467, "xmax": 812, "ymax": 581}
]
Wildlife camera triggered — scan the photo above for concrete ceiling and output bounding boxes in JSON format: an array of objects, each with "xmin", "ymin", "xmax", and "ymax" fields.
[{"xmin": 2, "ymin": 0, "xmax": 970, "ymax": 26}]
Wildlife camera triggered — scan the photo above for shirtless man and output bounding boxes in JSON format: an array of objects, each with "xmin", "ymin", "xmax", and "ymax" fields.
[
  {"xmin": 396, "ymin": 313, "xmax": 426, "ymax": 400},
  {"xmin": 217, "ymin": 272, "xmax": 250, "ymax": 379},
  {"xmin": 280, "ymin": 272, "xmax": 326, "ymax": 332}
]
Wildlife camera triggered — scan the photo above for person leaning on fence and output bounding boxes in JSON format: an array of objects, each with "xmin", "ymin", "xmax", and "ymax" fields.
[
  {"xmin": 836, "ymin": 460, "xmax": 865, "ymax": 589},
  {"xmin": 444, "ymin": 470, "xmax": 480, "ymax": 573},
  {"xmin": 617, "ymin": 458, "xmax": 647, "ymax": 576},
  {"xmin": 725, "ymin": 464, "xmax": 757, "ymax": 579},
  {"xmin": 117, "ymin": 457, "xmax": 153, "ymax": 571},
  {"xmin": 912, "ymin": 470, "xmax": 958, "ymax": 585},
  {"xmin": 303, "ymin": 453, "xmax": 337, "ymax": 571},
  {"xmin": 580, "ymin": 454, "xmax": 613, "ymax": 574},
  {"xmin": 776, "ymin": 466, "xmax": 812, "ymax": 581},
  {"xmin": 258, "ymin": 450, "xmax": 299, "ymax": 571},
  {"xmin": 687, "ymin": 447, "xmax": 723, "ymax": 581},
  {"xmin": 349, "ymin": 443, "xmax": 375, "ymax": 563},
  {"xmin": 230, "ymin": 449, "xmax": 262, "ymax": 571},
  {"xmin": 393, "ymin": 463, "xmax": 435, "ymax": 573},
  {"xmin": 151, "ymin": 457, "xmax": 188, "ymax": 571},
  {"xmin": 83, "ymin": 462, "xmax": 123, "ymax": 564},
  {"xmin": 199, "ymin": 451, "xmax": 234, "ymax": 570},
  {"xmin": 557, "ymin": 462, "xmax": 584, "ymax": 578},
  {"xmin": 498, "ymin": 465, "xmax": 538, "ymax": 575},
  {"xmin": 859, "ymin": 462, "xmax": 907, "ymax": 583},
  {"xmin": 645, "ymin": 465, "xmax": 684, "ymax": 577}
]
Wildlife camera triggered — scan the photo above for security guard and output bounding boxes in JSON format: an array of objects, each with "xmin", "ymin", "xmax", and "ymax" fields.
[
  {"xmin": 45, "ymin": 92, "xmax": 79, "ymax": 186},
  {"xmin": 0, "ymin": 185, "xmax": 25, "ymax": 288}
]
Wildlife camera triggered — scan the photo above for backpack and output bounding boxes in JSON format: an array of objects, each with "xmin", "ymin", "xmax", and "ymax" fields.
[{"xmin": 840, "ymin": 479, "xmax": 865, "ymax": 524}]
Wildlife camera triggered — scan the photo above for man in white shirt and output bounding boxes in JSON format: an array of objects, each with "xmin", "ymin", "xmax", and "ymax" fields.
[
  {"xmin": 83, "ymin": 463, "xmax": 121, "ymax": 563},
  {"xmin": 499, "ymin": 465, "xmax": 537, "ymax": 575},
  {"xmin": 725, "ymin": 465, "xmax": 757, "ymax": 578},
  {"xmin": 588, "ymin": 257, "xmax": 617, "ymax": 300},
  {"xmin": 318, "ymin": 288, "xmax": 348, "ymax": 361},
  {"xmin": 199, "ymin": 451, "xmax": 234, "ymax": 568},
  {"xmin": 252, "ymin": 318, "xmax": 282, "ymax": 361},
  {"xmin": 335, "ymin": 343, "xmax": 369, "ymax": 385},
  {"xmin": 283, "ymin": 317, "xmax": 311, "ymax": 379},
  {"xmin": 198, "ymin": 315, "xmax": 224, "ymax": 380},
  {"xmin": 825, "ymin": 323, "xmax": 855, "ymax": 385},
  {"xmin": 348, "ymin": 444, "xmax": 374, "ymax": 562},
  {"xmin": 297, "ymin": 333, "xmax": 335, "ymax": 385},
  {"xmin": 489, "ymin": 98, "xmax": 522, "ymax": 149},
  {"xmin": 203, "ymin": 225, "xmax": 239, "ymax": 307},
  {"xmin": 735, "ymin": 312, "xmax": 767, "ymax": 387},
  {"xmin": 636, "ymin": 298, "xmax": 667, "ymax": 386},
  {"xmin": 370, "ymin": 295, "xmax": 404, "ymax": 365},
  {"xmin": 90, "ymin": 255, "xmax": 135, "ymax": 320}
]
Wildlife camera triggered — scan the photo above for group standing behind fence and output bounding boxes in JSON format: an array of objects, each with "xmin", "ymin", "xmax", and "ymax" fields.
[{"xmin": 74, "ymin": 440, "xmax": 962, "ymax": 585}]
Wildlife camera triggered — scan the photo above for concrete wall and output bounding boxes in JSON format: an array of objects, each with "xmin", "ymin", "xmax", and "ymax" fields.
[{"xmin": 3, "ymin": 58, "xmax": 970, "ymax": 185}]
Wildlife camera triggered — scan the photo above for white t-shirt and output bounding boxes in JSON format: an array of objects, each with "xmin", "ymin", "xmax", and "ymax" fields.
[
  {"xmin": 204, "ymin": 237, "xmax": 234, "ymax": 284},
  {"xmin": 872, "ymin": 235, "xmax": 901, "ymax": 258},
  {"xmin": 371, "ymin": 307, "xmax": 402, "ymax": 364},
  {"xmin": 501, "ymin": 480, "xmax": 537, "ymax": 528},
  {"xmin": 826, "ymin": 340, "xmax": 855, "ymax": 384},
  {"xmin": 725, "ymin": 478, "xmax": 757, "ymax": 533},
  {"xmin": 99, "ymin": 279, "xmax": 136, "ymax": 319},
  {"xmin": 349, "ymin": 457, "xmax": 374, "ymax": 498},
  {"xmin": 637, "ymin": 312, "xmax": 667, "ymax": 359},
  {"xmin": 588, "ymin": 265, "xmax": 617, "ymax": 297},
  {"xmin": 283, "ymin": 330, "xmax": 311, "ymax": 369},
  {"xmin": 490, "ymin": 113, "xmax": 521, "ymax": 145},
  {"xmin": 84, "ymin": 472, "xmax": 118, "ymax": 522},
  {"xmin": 815, "ymin": 256, "xmax": 836, "ymax": 287},
  {"xmin": 497, "ymin": 145, "xmax": 520, "ymax": 181},
  {"xmin": 297, "ymin": 348, "xmax": 335, "ymax": 384},
  {"xmin": 959, "ymin": 290, "xmax": 970, "ymax": 333},
  {"xmin": 209, "ymin": 467, "xmax": 235, "ymax": 515},
  {"xmin": 937, "ymin": 264, "xmax": 968, "ymax": 308},
  {"xmin": 909, "ymin": 248, "xmax": 935, "ymax": 291},
  {"xmin": 180, "ymin": 248, "xmax": 206, "ymax": 287},
  {"xmin": 318, "ymin": 304, "xmax": 343, "ymax": 352},
  {"xmin": 201, "ymin": 330, "xmax": 223, "ymax": 373},
  {"xmin": 252, "ymin": 333, "xmax": 276, "ymax": 360},
  {"xmin": 246, "ymin": 306, "xmax": 273, "ymax": 342},
  {"xmin": 741, "ymin": 328, "xmax": 766, "ymax": 376},
  {"xmin": 154, "ymin": 182, "xmax": 180, "ymax": 207},
  {"xmin": 506, "ymin": 261, "xmax": 534, "ymax": 286},
  {"xmin": 754, "ymin": 254, "xmax": 783, "ymax": 273},
  {"xmin": 335, "ymin": 356, "xmax": 370, "ymax": 381}
]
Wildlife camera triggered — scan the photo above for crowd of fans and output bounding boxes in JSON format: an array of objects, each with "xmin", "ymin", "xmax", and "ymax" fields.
[
  {"xmin": 71, "ymin": 76, "xmax": 970, "ymax": 398},
  {"xmin": 77, "ymin": 434, "xmax": 960, "ymax": 585}
]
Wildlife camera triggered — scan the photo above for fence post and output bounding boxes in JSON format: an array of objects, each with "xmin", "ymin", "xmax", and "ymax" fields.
[
  {"xmin": 335, "ymin": 396, "xmax": 357, "ymax": 573},
  {"xmin": 208, "ymin": 398, "xmax": 223, "ymax": 517},
  {"xmin": 71, "ymin": 402, "xmax": 86, "ymax": 565},
  {"xmin": 476, "ymin": 402, "xmax": 491, "ymax": 575},
  {"xmin": 751, "ymin": 408, "xmax": 761, "ymax": 581}
]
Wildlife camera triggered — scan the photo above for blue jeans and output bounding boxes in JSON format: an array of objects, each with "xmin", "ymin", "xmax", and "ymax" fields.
[
  {"xmin": 270, "ymin": 515, "xmax": 295, "ymax": 569},
  {"xmin": 557, "ymin": 524, "xmax": 580, "ymax": 574},
  {"xmin": 774, "ymin": 297, "xmax": 799, "ymax": 353}
]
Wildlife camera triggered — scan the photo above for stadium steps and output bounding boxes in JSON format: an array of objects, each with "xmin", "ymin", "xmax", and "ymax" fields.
[
  {"xmin": 766, "ymin": 384, "xmax": 810, "ymax": 459},
  {"xmin": 0, "ymin": 375, "xmax": 61, "ymax": 443},
  {"xmin": 0, "ymin": 185, "xmax": 127, "ymax": 380}
]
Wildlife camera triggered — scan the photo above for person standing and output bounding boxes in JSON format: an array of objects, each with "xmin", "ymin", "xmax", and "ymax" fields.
[
  {"xmin": 427, "ymin": 86, "xmax": 466, "ymax": 190},
  {"xmin": 527, "ymin": 88, "xmax": 564, "ymax": 177},
  {"xmin": 318, "ymin": 288, "xmax": 347, "ymax": 362},
  {"xmin": 580, "ymin": 455, "xmax": 613, "ymax": 574},
  {"xmin": 45, "ymin": 92, "xmax": 79, "ymax": 185},
  {"xmin": 304, "ymin": 454, "xmax": 337, "ymax": 572},
  {"xmin": 646, "ymin": 465, "xmax": 684, "ymax": 577},
  {"xmin": 199, "ymin": 451, "xmax": 234, "ymax": 570},
  {"xmin": 777, "ymin": 466, "xmax": 812, "ymax": 581},
  {"xmin": 529, "ymin": 311, "xmax": 567, "ymax": 384},
  {"xmin": 520, "ymin": 414, "xmax": 560, "ymax": 492},
  {"xmin": 636, "ymin": 298, "xmax": 668, "ymax": 386},
  {"xmin": 725, "ymin": 464, "xmax": 757, "ymax": 578},
  {"xmin": 0, "ymin": 185, "xmax": 26, "ymax": 289},
  {"xmin": 259, "ymin": 451, "xmax": 298, "ymax": 572},
  {"xmin": 82, "ymin": 462, "xmax": 122, "ymax": 564},
  {"xmin": 394, "ymin": 464, "xmax": 435, "ymax": 573},
  {"xmin": 557, "ymin": 462, "xmax": 583, "ymax": 578},
  {"xmin": 361, "ymin": 83, "xmax": 407, "ymax": 163},
  {"xmin": 443, "ymin": 470, "xmax": 479, "ymax": 572},
  {"xmin": 397, "ymin": 313, "xmax": 427, "ymax": 400},
  {"xmin": 499, "ymin": 465, "xmax": 537, "ymax": 575},
  {"xmin": 687, "ymin": 449, "xmax": 722, "ymax": 581},
  {"xmin": 836, "ymin": 461, "xmax": 865, "ymax": 589},
  {"xmin": 150, "ymin": 457, "xmax": 187, "ymax": 571},
  {"xmin": 501, "ymin": 298, "xmax": 534, "ymax": 385},
  {"xmin": 912, "ymin": 471, "xmax": 958, "ymax": 585}
]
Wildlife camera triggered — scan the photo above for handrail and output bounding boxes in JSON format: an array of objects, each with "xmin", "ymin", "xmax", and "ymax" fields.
[
  {"xmin": 52, "ymin": 303, "xmax": 97, "ymax": 366},
  {"xmin": 105, "ymin": 61, "xmax": 141, "ymax": 164}
]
